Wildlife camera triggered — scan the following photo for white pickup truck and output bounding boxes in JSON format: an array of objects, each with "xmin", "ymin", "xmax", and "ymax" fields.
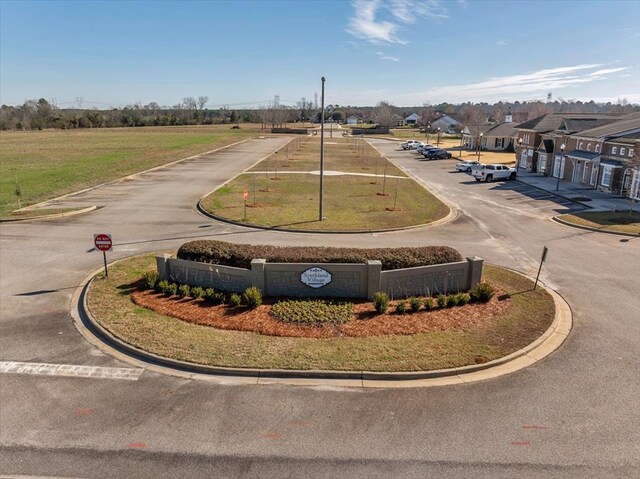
[{"xmin": 472, "ymin": 164, "xmax": 517, "ymax": 182}]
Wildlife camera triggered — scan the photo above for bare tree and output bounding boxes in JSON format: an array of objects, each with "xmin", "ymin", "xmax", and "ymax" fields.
[
  {"xmin": 296, "ymin": 97, "xmax": 313, "ymax": 123},
  {"xmin": 182, "ymin": 97, "xmax": 197, "ymax": 111},
  {"xmin": 197, "ymin": 96, "xmax": 209, "ymax": 111},
  {"xmin": 373, "ymin": 101, "xmax": 396, "ymax": 128},
  {"xmin": 420, "ymin": 104, "xmax": 437, "ymax": 129}
]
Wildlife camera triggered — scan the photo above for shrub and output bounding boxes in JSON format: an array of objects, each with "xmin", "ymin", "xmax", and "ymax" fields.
[
  {"xmin": 228, "ymin": 293, "xmax": 242, "ymax": 307},
  {"xmin": 448, "ymin": 294, "xmax": 459, "ymax": 307},
  {"xmin": 177, "ymin": 284, "xmax": 191, "ymax": 299},
  {"xmin": 204, "ymin": 288, "xmax": 216, "ymax": 301},
  {"xmin": 191, "ymin": 286, "xmax": 204, "ymax": 299},
  {"xmin": 396, "ymin": 300, "xmax": 408, "ymax": 314},
  {"xmin": 177, "ymin": 240, "xmax": 462, "ymax": 271},
  {"xmin": 373, "ymin": 292, "xmax": 390, "ymax": 314},
  {"xmin": 469, "ymin": 282, "xmax": 495, "ymax": 303},
  {"xmin": 270, "ymin": 299, "xmax": 353, "ymax": 325},
  {"xmin": 423, "ymin": 297, "xmax": 434, "ymax": 311},
  {"xmin": 436, "ymin": 294, "xmax": 447, "ymax": 308},
  {"xmin": 242, "ymin": 287, "xmax": 263, "ymax": 309},
  {"xmin": 143, "ymin": 271, "xmax": 158, "ymax": 290},
  {"xmin": 458, "ymin": 293, "xmax": 471, "ymax": 305},
  {"xmin": 409, "ymin": 296, "xmax": 422, "ymax": 313},
  {"xmin": 204, "ymin": 288, "xmax": 225, "ymax": 304},
  {"xmin": 167, "ymin": 283, "xmax": 178, "ymax": 296},
  {"xmin": 157, "ymin": 280, "xmax": 170, "ymax": 295}
]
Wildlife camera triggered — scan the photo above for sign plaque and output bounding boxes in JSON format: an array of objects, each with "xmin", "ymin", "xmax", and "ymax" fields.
[{"xmin": 300, "ymin": 267, "xmax": 332, "ymax": 289}]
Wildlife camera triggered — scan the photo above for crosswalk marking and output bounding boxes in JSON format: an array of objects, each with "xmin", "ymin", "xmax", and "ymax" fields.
[{"xmin": 0, "ymin": 361, "xmax": 143, "ymax": 380}]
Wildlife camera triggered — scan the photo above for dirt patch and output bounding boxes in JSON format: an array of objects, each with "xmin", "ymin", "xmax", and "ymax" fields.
[{"xmin": 131, "ymin": 289, "xmax": 510, "ymax": 339}]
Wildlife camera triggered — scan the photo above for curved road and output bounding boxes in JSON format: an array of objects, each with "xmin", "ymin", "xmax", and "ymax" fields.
[{"xmin": 1, "ymin": 137, "xmax": 638, "ymax": 478}]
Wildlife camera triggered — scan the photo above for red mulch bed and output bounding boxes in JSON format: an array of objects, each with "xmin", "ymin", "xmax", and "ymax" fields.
[{"xmin": 131, "ymin": 289, "xmax": 510, "ymax": 339}]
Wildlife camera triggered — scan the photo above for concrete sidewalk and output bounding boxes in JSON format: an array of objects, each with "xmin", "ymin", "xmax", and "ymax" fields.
[{"xmin": 516, "ymin": 171, "xmax": 640, "ymax": 212}]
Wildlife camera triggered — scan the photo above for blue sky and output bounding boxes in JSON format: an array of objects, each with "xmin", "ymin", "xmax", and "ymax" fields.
[{"xmin": 1, "ymin": 0, "xmax": 639, "ymax": 108}]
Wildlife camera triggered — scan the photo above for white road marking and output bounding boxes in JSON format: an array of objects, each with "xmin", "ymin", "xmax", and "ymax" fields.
[{"xmin": 0, "ymin": 361, "xmax": 143, "ymax": 380}]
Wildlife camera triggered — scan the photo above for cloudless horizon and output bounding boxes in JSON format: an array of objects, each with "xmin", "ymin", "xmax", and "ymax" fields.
[{"xmin": 1, "ymin": 0, "xmax": 639, "ymax": 108}]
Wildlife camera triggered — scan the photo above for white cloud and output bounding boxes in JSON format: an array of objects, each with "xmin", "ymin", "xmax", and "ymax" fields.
[
  {"xmin": 347, "ymin": 0, "xmax": 448, "ymax": 45},
  {"xmin": 376, "ymin": 51, "xmax": 400, "ymax": 62},
  {"xmin": 496, "ymin": 40, "xmax": 507, "ymax": 46}
]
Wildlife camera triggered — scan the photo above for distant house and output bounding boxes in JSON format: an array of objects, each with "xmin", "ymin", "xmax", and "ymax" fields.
[
  {"xmin": 346, "ymin": 115, "xmax": 361, "ymax": 125},
  {"xmin": 463, "ymin": 112, "xmax": 518, "ymax": 152},
  {"xmin": 391, "ymin": 113, "xmax": 404, "ymax": 127},
  {"xmin": 402, "ymin": 113, "xmax": 421, "ymax": 126},
  {"xmin": 431, "ymin": 114, "xmax": 463, "ymax": 134}
]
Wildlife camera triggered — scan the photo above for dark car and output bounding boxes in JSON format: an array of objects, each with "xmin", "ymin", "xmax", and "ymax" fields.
[{"xmin": 423, "ymin": 149, "xmax": 452, "ymax": 160}]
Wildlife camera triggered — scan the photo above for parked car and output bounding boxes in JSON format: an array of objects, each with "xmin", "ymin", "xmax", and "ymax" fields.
[
  {"xmin": 471, "ymin": 164, "xmax": 517, "ymax": 182},
  {"xmin": 416, "ymin": 144, "xmax": 435, "ymax": 154},
  {"xmin": 419, "ymin": 147, "xmax": 440, "ymax": 159},
  {"xmin": 423, "ymin": 149, "xmax": 453, "ymax": 160},
  {"xmin": 455, "ymin": 160, "xmax": 480, "ymax": 172},
  {"xmin": 401, "ymin": 140, "xmax": 422, "ymax": 150}
]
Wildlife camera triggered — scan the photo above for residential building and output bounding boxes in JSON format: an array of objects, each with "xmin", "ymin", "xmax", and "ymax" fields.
[
  {"xmin": 402, "ymin": 113, "xmax": 421, "ymax": 126},
  {"xmin": 346, "ymin": 115, "xmax": 361, "ymax": 125},
  {"xmin": 431, "ymin": 114, "xmax": 463, "ymax": 134},
  {"xmin": 462, "ymin": 112, "xmax": 517, "ymax": 152}
]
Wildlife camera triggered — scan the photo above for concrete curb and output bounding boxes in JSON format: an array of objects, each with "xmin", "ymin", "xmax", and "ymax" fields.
[
  {"xmin": 195, "ymin": 137, "xmax": 457, "ymax": 234},
  {"xmin": 71, "ymin": 257, "xmax": 572, "ymax": 388},
  {"xmin": 552, "ymin": 215, "xmax": 639, "ymax": 237},
  {"xmin": 0, "ymin": 206, "xmax": 97, "ymax": 223}
]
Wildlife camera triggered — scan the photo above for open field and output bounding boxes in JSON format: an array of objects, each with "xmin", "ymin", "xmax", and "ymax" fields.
[
  {"xmin": 203, "ymin": 136, "xmax": 449, "ymax": 231},
  {"xmin": 88, "ymin": 255, "xmax": 555, "ymax": 372},
  {"xmin": 557, "ymin": 210, "xmax": 640, "ymax": 234},
  {"xmin": 0, "ymin": 125, "xmax": 262, "ymax": 216}
]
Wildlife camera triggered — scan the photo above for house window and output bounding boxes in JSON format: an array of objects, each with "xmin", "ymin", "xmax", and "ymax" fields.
[
  {"xmin": 538, "ymin": 154, "xmax": 547, "ymax": 172},
  {"xmin": 611, "ymin": 146, "xmax": 617, "ymax": 155},
  {"xmin": 620, "ymin": 147, "xmax": 626, "ymax": 156},
  {"xmin": 595, "ymin": 144, "xmax": 601, "ymax": 153},
  {"xmin": 601, "ymin": 166, "xmax": 613, "ymax": 187},
  {"xmin": 579, "ymin": 142, "xmax": 584, "ymax": 150},
  {"xmin": 495, "ymin": 138, "xmax": 504, "ymax": 148},
  {"xmin": 630, "ymin": 149, "xmax": 635, "ymax": 157},
  {"xmin": 587, "ymin": 143, "xmax": 592, "ymax": 151}
]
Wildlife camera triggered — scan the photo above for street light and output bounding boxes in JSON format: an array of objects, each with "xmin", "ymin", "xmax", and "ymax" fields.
[
  {"xmin": 555, "ymin": 143, "xmax": 565, "ymax": 191},
  {"xmin": 319, "ymin": 77, "xmax": 325, "ymax": 221},
  {"xmin": 517, "ymin": 138, "xmax": 523, "ymax": 171},
  {"xmin": 458, "ymin": 129, "xmax": 463, "ymax": 158},
  {"xmin": 476, "ymin": 132, "xmax": 483, "ymax": 161},
  {"xmin": 426, "ymin": 123, "xmax": 431, "ymax": 143},
  {"xmin": 436, "ymin": 127, "xmax": 441, "ymax": 147}
]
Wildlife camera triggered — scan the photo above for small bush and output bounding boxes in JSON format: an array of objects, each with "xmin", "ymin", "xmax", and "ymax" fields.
[
  {"xmin": 469, "ymin": 282, "xmax": 495, "ymax": 303},
  {"xmin": 242, "ymin": 287, "xmax": 263, "ymax": 309},
  {"xmin": 448, "ymin": 294, "xmax": 459, "ymax": 307},
  {"xmin": 177, "ymin": 284, "xmax": 191, "ymax": 299},
  {"xmin": 396, "ymin": 300, "xmax": 408, "ymax": 314},
  {"xmin": 458, "ymin": 293, "xmax": 471, "ymax": 305},
  {"xmin": 423, "ymin": 297, "xmax": 434, "ymax": 310},
  {"xmin": 409, "ymin": 296, "xmax": 422, "ymax": 313},
  {"xmin": 143, "ymin": 271, "xmax": 159, "ymax": 290},
  {"xmin": 191, "ymin": 286, "xmax": 204, "ymax": 299},
  {"xmin": 228, "ymin": 293, "xmax": 242, "ymax": 307},
  {"xmin": 436, "ymin": 294, "xmax": 447, "ymax": 308},
  {"xmin": 270, "ymin": 299, "xmax": 353, "ymax": 325},
  {"xmin": 204, "ymin": 288, "xmax": 225, "ymax": 304},
  {"xmin": 204, "ymin": 288, "xmax": 216, "ymax": 300},
  {"xmin": 157, "ymin": 280, "xmax": 170, "ymax": 295},
  {"xmin": 167, "ymin": 283, "xmax": 178, "ymax": 296},
  {"xmin": 373, "ymin": 292, "xmax": 390, "ymax": 314}
]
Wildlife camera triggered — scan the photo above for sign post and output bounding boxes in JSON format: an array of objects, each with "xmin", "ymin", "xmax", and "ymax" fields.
[
  {"xmin": 534, "ymin": 246, "xmax": 548, "ymax": 290},
  {"xmin": 94, "ymin": 234, "xmax": 113, "ymax": 278},
  {"xmin": 243, "ymin": 190, "xmax": 249, "ymax": 221}
]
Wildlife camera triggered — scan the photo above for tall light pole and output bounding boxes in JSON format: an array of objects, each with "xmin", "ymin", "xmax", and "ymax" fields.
[
  {"xmin": 477, "ymin": 132, "xmax": 483, "ymax": 161},
  {"xmin": 555, "ymin": 143, "xmax": 565, "ymax": 191},
  {"xmin": 426, "ymin": 123, "xmax": 431, "ymax": 144},
  {"xmin": 319, "ymin": 77, "xmax": 325, "ymax": 221},
  {"xmin": 436, "ymin": 127, "xmax": 441, "ymax": 147},
  {"xmin": 458, "ymin": 129, "xmax": 463, "ymax": 159}
]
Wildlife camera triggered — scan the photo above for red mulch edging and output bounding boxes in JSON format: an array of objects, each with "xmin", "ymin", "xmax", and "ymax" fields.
[{"xmin": 131, "ymin": 290, "xmax": 510, "ymax": 339}]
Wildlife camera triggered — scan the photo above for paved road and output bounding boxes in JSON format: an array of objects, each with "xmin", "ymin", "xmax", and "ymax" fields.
[{"xmin": 1, "ymin": 137, "xmax": 638, "ymax": 478}]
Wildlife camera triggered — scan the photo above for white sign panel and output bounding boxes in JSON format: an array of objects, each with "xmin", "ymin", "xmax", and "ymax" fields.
[{"xmin": 300, "ymin": 267, "xmax": 332, "ymax": 289}]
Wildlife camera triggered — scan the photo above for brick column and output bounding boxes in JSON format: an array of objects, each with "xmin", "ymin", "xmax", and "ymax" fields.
[
  {"xmin": 366, "ymin": 260, "xmax": 382, "ymax": 300},
  {"xmin": 251, "ymin": 259, "xmax": 266, "ymax": 293},
  {"xmin": 466, "ymin": 256, "xmax": 483, "ymax": 290}
]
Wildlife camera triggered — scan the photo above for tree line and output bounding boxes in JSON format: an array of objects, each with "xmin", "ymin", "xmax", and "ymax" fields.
[{"xmin": 1, "ymin": 96, "xmax": 637, "ymax": 131}]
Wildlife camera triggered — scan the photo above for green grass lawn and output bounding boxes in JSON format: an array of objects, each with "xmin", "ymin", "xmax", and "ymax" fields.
[
  {"xmin": 203, "ymin": 136, "xmax": 449, "ymax": 231},
  {"xmin": 0, "ymin": 125, "xmax": 260, "ymax": 216},
  {"xmin": 88, "ymin": 255, "xmax": 556, "ymax": 372},
  {"xmin": 558, "ymin": 210, "xmax": 640, "ymax": 234}
]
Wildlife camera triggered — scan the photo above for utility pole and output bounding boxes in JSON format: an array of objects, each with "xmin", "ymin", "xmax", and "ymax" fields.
[{"xmin": 319, "ymin": 77, "xmax": 325, "ymax": 221}]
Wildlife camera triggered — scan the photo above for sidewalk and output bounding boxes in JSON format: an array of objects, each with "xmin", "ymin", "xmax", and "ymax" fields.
[{"xmin": 516, "ymin": 171, "xmax": 640, "ymax": 212}]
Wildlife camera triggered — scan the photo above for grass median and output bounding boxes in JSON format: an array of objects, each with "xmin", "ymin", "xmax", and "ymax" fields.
[
  {"xmin": 87, "ymin": 254, "xmax": 555, "ymax": 372},
  {"xmin": 201, "ymin": 136, "xmax": 449, "ymax": 231},
  {"xmin": 557, "ymin": 210, "xmax": 640, "ymax": 235}
]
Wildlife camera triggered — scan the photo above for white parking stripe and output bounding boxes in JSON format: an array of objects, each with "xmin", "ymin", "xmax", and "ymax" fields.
[{"xmin": 0, "ymin": 361, "xmax": 142, "ymax": 380}]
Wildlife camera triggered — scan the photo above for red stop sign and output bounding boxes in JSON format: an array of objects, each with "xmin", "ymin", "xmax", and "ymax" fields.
[{"xmin": 94, "ymin": 234, "xmax": 113, "ymax": 252}]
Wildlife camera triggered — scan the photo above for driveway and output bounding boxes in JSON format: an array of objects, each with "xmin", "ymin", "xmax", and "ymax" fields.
[{"xmin": 1, "ymin": 137, "xmax": 638, "ymax": 478}]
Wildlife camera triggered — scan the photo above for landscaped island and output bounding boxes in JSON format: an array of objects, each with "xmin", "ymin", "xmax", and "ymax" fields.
[{"xmin": 87, "ymin": 241, "xmax": 555, "ymax": 372}]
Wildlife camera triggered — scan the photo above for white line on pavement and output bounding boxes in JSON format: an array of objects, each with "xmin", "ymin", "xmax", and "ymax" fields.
[{"xmin": 0, "ymin": 361, "xmax": 143, "ymax": 381}]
